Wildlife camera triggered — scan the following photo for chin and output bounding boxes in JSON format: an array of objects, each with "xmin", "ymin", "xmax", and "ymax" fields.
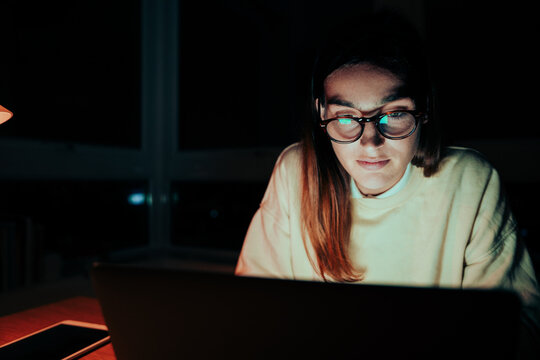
[
  {"xmin": 359, "ymin": 186, "xmax": 387, "ymax": 196},
  {"xmin": 355, "ymin": 178, "xmax": 391, "ymax": 195}
]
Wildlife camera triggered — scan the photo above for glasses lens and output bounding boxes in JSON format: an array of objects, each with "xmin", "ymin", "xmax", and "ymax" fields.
[
  {"xmin": 327, "ymin": 117, "xmax": 362, "ymax": 142},
  {"xmin": 379, "ymin": 112, "xmax": 416, "ymax": 138}
]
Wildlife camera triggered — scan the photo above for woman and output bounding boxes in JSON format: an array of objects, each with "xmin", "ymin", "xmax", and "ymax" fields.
[{"xmin": 235, "ymin": 13, "xmax": 539, "ymax": 350}]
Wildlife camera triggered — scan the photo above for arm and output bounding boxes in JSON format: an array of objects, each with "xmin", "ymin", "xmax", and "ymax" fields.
[
  {"xmin": 235, "ymin": 207, "xmax": 292, "ymax": 278},
  {"xmin": 462, "ymin": 167, "xmax": 540, "ymax": 356},
  {"xmin": 235, "ymin": 146, "xmax": 299, "ymax": 279}
]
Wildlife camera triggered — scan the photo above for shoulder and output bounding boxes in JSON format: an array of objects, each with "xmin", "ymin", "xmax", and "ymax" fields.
[
  {"xmin": 429, "ymin": 146, "xmax": 504, "ymax": 207},
  {"xmin": 257, "ymin": 143, "xmax": 304, "ymax": 215},
  {"xmin": 275, "ymin": 142, "xmax": 302, "ymax": 167},
  {"xmin": 272, "ymin": 142, "xmax": 303, "ymax": 180},
  {"xmin": 261, "ymin": 143, "xmax": 302, "ymax": 198},
  {"xmin": 437, "ymin": 146, "xmax": 496, "ymax": 182}
]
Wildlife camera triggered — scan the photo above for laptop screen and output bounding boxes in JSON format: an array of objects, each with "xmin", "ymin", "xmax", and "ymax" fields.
[{"xmin": 91, "ymin": 263, "xmax": 521, "ymax": 359}]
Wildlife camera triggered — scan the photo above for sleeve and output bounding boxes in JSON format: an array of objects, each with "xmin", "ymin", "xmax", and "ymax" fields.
[
  {"xmin": 234, "ymin": 147, "xmax": 297, "ymax": 279},
  {"xmin": 462, "ymin": 167, "xmax": 540, "ymax": 355}
]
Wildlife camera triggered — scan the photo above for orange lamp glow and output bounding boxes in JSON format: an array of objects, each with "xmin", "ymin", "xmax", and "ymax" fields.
[{"xmin": 0, "ymin": 105, "xmax": 13, "ymax": 124}]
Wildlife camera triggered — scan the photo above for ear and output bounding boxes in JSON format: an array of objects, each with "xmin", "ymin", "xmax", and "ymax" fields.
[
  {"xmin": 315, "ymin": 98, "xmax": 325, "ymax": 120},
  {"xmin": 423, "ymin": 95, "xmax": 430, "ymax": 124}
]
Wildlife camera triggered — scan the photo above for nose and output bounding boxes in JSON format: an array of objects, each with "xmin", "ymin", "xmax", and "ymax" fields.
[{"xmin": 359, "ymin": 122, "xmax": 384, "ymax": 148}]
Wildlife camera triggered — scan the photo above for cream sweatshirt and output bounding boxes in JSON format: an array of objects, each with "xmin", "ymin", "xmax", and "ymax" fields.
[{"xmin": 235, "ymin": 143, "xmax": 540, "ymax": 334}]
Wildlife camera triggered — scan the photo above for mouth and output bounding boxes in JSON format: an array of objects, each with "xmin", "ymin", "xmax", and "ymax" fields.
[{"xmin": 356, "ymin": 159, "xmax": 390, "ymax": 171}]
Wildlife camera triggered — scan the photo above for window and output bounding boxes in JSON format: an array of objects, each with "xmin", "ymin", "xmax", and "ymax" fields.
[
  {"xmin": 0, "ymin": 180, "xmax": 148, "ymax": 290},
  {"xmin": 426, "ymin": 1, "xmax": 539, "ymax": 144},
  {"xmin": 0, "ymin": 1, "xmax": 141, "ymax": 147},
  {"xmin": 171, "ymin": 181, "xmax": 267, "ymax": 250},
  {"xmin": 177, "ymin": 0, "xmax": 322, "ymax": 149}
]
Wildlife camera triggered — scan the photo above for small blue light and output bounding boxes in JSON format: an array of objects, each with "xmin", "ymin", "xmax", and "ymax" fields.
[{"xmin": 128, "ymin": 192, "xmax": 146, "ymax": 206}]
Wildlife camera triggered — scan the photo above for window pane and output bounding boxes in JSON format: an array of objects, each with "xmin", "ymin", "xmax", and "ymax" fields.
[
  {"xmin": 0, "ymin": 1, "xmax": 141, "ymax": 147},
  {"xmin": 0, "ymin": 180, "xmax": 148, "ymax": 291},
  {"xmin": 171, "ymin": 181, "xmax": 267, "ymax": 250},
  {"xmin": 178, "ymin": 0, "xmax": 302, "ymax": 149},
  {"xmin": 426, "ymin": 2, "xmax": 539, "ymax": 143}
]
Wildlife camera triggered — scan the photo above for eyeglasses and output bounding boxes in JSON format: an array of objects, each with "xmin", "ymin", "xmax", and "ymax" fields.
[{"xmin": 319, "ymin": 110, "xmax": 424, "ymax": 144}]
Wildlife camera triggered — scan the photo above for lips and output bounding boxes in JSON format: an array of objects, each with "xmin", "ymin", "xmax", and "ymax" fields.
[{"xmin": 356, "ymin": 159, "xmax": 390, "ymax": 170}]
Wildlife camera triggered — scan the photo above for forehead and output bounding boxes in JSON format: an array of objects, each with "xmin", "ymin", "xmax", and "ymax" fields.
[{"xmin": 323, "ymin": 64, "xmax": 406, "ymax": 108}]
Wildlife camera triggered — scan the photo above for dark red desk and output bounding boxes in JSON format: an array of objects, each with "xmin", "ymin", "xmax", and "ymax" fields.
[{"xmin": 0, "ymin": 296, "xmax": 116, "ymax": 359}]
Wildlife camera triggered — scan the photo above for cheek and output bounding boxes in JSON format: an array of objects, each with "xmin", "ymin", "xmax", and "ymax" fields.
[
  {"xmin": 330, "ymin": 142, "xmax": 354, "ymax": 168},
  {"xmin": 387, "ymin": 130, "xmax": 421, "ymax": 162},
  {"xmin": 407, "ymin": 131, "xmax": 422, "ymax": 159}
]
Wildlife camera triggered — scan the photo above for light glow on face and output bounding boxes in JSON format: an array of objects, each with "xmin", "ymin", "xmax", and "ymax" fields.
[{"xmin": 322, "ymin": 64, "xmax": 420, "ymax": 197}]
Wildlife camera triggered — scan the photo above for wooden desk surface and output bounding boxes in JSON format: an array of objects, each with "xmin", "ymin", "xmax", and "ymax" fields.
[{"xmin": 0, "ymin": 296, "xmax": 116, "ymax": 359}]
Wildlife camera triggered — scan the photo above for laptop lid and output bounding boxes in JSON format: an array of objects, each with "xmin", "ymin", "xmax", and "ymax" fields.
[{"xmin": 91, "ymin": 263, "xmax": 521, "ymax": 359}]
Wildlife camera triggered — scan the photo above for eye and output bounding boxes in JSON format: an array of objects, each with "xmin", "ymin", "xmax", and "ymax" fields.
[
  {"xmin": 378, "ymin": 111, "xmax": 417, "ymax": 138},
  {"xmin": 387, "ymin": 112, "xmax": 407, "ymax": 118},
  {"xmin": 337, "ymin": 117, "xmax": 355, "ymax": 125}
]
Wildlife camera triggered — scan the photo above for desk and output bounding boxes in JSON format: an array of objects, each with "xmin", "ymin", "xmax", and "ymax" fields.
[{"xmin": 0, "ymin": 296, "xmax": 116, "ymax": 359}]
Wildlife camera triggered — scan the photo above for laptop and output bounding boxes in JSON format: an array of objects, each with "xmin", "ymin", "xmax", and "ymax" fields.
[{"xmin": 91, "ymin": 262, "xmax": 522, "ymax": 359}]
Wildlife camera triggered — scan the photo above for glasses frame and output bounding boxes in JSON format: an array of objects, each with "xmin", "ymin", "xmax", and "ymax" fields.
[{"xmin": 319, "ymin": 109, "xmax": 425, "ymax": 144}]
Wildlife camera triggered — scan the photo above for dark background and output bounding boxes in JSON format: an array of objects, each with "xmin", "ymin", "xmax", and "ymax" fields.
[{"xmin": 0, "ymin": 0, "xmax": 538, "ymax": 293}]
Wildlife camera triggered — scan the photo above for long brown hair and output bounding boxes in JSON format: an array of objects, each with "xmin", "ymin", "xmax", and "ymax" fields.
[{"xmin": 300, "ymin": 12, "xmax": 441, "ymax": 282}]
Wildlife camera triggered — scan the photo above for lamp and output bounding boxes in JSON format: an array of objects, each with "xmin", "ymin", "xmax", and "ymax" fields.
[{"xmin": 0, "ymin": 104, "xmax": 13, "ymax": 124}]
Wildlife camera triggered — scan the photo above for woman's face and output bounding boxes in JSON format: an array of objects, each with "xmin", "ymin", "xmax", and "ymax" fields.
[{"xmin": 321, "ymin": 63, "xmax": 421, "ymax": 197}]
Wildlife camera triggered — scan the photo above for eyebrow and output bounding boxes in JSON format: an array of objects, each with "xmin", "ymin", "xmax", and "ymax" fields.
[
  {"xmin": 379, "ymin": 84, "xmax": 411, "ymax": 105},
  {"xmin": 326, "ymin": 96, "xmax": 356, "ymax": 108},
  {"xmin": 380, "ymin": 92, "xmax": 406, "ymax": 105},
  {"xmin": 325, "ymin": 85, "xmax": 412, "ymax": 111}
]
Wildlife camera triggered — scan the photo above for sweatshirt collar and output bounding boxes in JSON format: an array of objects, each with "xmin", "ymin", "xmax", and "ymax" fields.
[{"xmin": 351, "ymin": 163, "xmax": 412, "ymax": 199}]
